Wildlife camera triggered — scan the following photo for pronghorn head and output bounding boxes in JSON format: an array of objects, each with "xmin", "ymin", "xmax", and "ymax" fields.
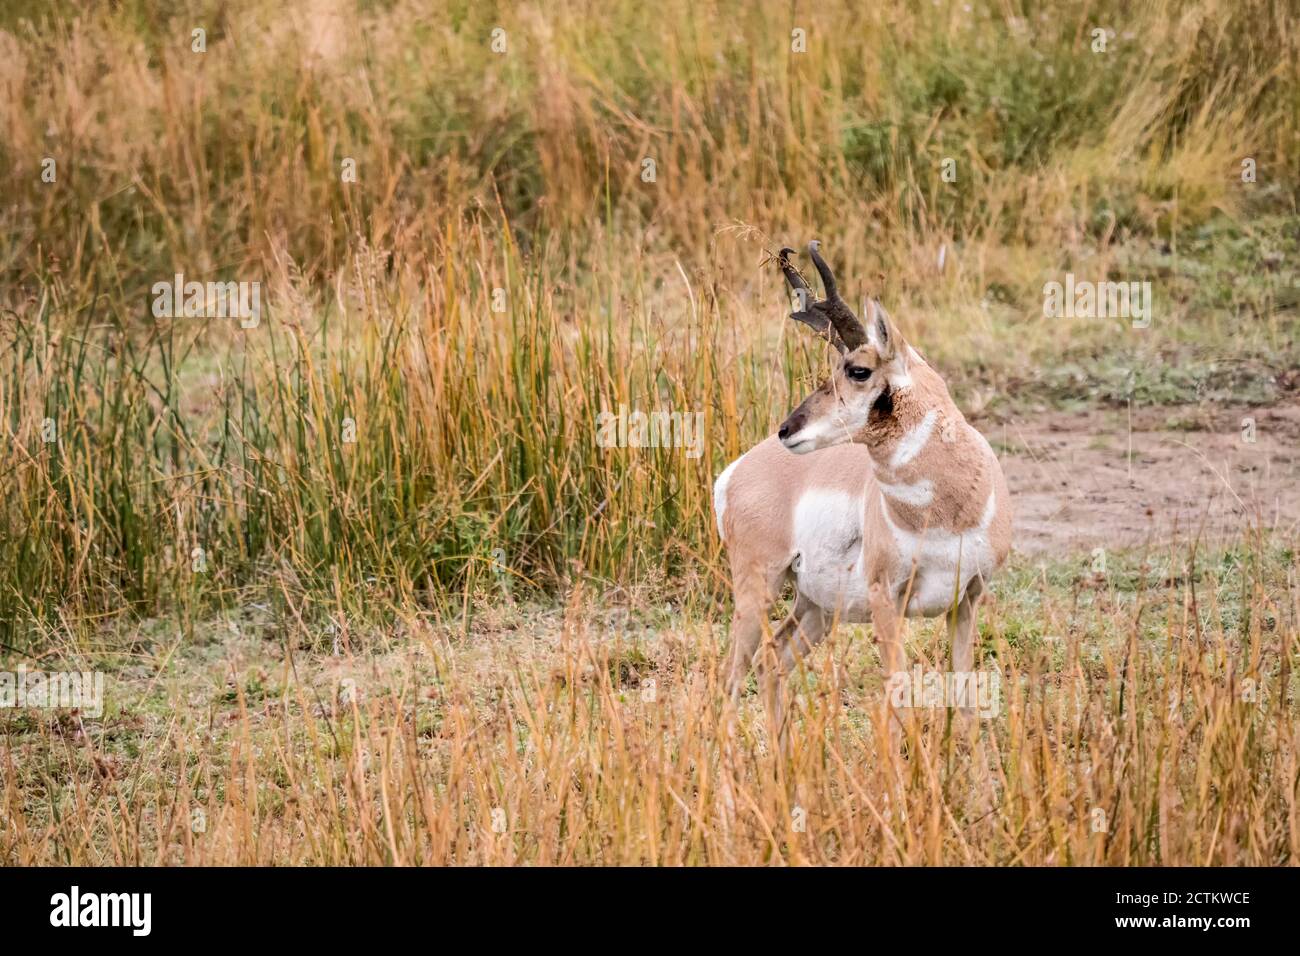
[{"xmin": 776, "ymin": 241, "xmax": 909, "ymax": 454}]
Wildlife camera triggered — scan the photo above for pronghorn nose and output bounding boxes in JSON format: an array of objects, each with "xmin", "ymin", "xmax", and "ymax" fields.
[{"xmin": 778, "ymin": 412, "xmax": 803, "ymax": 442}]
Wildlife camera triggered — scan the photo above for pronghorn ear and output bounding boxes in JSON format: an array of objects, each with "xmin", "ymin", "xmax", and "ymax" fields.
[{"xmin": 864, "ymin": 299, "xmax": 900, "ymax": 362}]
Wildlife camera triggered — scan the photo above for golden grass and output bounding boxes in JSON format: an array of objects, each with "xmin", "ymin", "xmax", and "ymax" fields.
[
  {"xmin": 4, "ymin": 536, "xmax": 1296, "ymax": 865},
  {"xmin": 3, "ymin": 0, "xmax": 1298, "ymax": 627},
  {"xmin": 1, "ymin": 0, "xmax": 1298, "ymax": 865}
]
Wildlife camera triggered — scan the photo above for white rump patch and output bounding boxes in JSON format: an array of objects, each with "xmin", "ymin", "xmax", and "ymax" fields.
[{"xmin": 712, "ymin": 456, "xmax": 742, "ymax": 539}]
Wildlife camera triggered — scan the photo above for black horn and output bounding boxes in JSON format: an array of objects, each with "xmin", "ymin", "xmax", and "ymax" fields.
[
  {"xmin": 778, "ymin": 247, "xmax": 811, "ymax": 296},
  {"xmin": 778, "ymin": 247, "xmax": 844, "ymax": 353},
  {"xmin": 807, "ymin": 240, "xmax": 838, "ymax": 298},
  {"xmin": 805, "ymin": 241, "xmax": 867, "ymax": 351}
]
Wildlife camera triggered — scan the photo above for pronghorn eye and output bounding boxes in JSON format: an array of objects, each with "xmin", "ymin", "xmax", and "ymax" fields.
[{"xmin": 845, "ymin": 365, "xmax": 871, "ymax": 382}]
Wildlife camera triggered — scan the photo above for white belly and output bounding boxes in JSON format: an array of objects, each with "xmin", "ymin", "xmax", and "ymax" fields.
[
  {"xmin": 790, "ymin": 490, "xmax": 872, "ymax": 622},
  {"xmin": 885, "ymin": 510, "xmax": 996, "ymax": 617},
  {"xmin": 790, "ymin": 488, "xmax": 997, "ymax": 621}
]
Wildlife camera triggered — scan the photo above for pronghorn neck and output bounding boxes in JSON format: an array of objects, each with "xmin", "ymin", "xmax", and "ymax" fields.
[
  {"xmin": 861, "ymin": 362, "xmax": 984, "ymax": 531},
  {"xmin": 861, "ymin": 376, "xmax": 945, "ymax": 481}
]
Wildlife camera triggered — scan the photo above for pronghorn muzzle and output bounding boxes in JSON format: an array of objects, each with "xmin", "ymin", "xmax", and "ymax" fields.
[{"xmin": 777, "ymin": 387, "xmax": 832, "ymax": 453}]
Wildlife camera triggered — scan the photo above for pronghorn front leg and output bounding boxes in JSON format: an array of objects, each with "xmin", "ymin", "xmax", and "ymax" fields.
[
  {"xmin": 869, "ymin": 576, "xmax": 908, "ymax": 751},
  {"xmin": 948, "ymin": 578, "xmax": 983, "ymax": 728},
  {"xmin": 949, "ymin": 577, "xmax": 982, "ymax": 676},
  {"xmin": 947, "ymin": 579, "xmax": 996, "ymax": 810}
]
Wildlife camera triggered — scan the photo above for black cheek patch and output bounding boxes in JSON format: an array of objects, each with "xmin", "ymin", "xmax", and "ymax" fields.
[{"xmin": 869, "ymin": 384, "xmax": 894, "ymax": 422}]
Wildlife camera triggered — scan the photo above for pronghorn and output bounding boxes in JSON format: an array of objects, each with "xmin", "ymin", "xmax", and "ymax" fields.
[{"xmin": 713, "ymin": 241, "xmax": 1012, "ymax": 739}]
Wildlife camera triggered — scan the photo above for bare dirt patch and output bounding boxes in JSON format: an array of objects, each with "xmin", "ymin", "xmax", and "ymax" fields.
[{"xmin": 986, "ymin": 402, "xmax": 1300, "ymax": 556}]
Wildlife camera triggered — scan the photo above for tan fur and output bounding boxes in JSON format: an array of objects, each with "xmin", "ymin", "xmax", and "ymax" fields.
[
  {"xmin": 717, "ymin": 436, "xmax": 870, "ymax": 556},
  {"xmin": 716, "ymin": 314, "xmax": 1012, "ymax": 749},
  {"xmin": 864, "ymin": 360, "xmax": 1011, "ymax": 545}
]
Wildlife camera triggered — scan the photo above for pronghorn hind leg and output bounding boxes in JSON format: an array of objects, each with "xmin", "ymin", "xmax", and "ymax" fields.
[
  {"xmin": 723, "ymin": 604, "xmax": 764, "ymax": 704},
  {"xmin": 762, "ymin": 597, "xmax": 832, "ymax": 754},
  {"xmin": 718, "ymin": 564, "xmax": 787, "ymax": 828},
  {"xmin": 723, "ymin": 564, "xmax": 789, "ymax": 703},
  {"xmin": 777, "ymin": 596, "xmax": 832, "ymax": 675},
  {"xmin": 738, "ymin": 605, "xmax": 801, "ymax": 703}
]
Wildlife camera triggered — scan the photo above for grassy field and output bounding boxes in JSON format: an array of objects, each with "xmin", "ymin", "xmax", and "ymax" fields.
[
  {"xmin": 4, "ymin": 538, "xmax": 1297, "ymax": 864},
  {"xmin": 2, "ymin": 0, "xmax": 1299, "ymax": 864}
]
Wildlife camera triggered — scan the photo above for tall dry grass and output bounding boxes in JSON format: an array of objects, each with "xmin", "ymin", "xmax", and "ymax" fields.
[
  {"xmin": 2, "ymin": 0, "xmax": 1297, "ymax": 644},
  {"xmin": 2, "ymin": 0, "xmax": 1298, "ymax": 868},
  {"xmin": 4, "ymin": 534, "xmax": 1296, "ymax": 864}
]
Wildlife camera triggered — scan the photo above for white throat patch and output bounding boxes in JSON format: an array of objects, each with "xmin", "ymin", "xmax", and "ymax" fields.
[{"xmin": 889, "ymin": 408, "xmax": 939, "ymax": 470}]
